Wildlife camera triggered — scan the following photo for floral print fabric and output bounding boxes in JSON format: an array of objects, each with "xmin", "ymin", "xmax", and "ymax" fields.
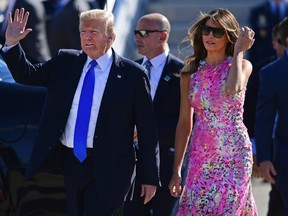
[{"xmin": 177, "ymin": 58, "xmax": 258, "ymax": 216}]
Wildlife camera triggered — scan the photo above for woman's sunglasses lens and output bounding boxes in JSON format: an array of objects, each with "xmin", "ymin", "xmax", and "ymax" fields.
[
  {"xmin": 201, "ymin": 25, "xmax": 224, "ymax": 38},
  {"xmin": 201, "ymin": 26, "xmax": 210, "ymax": 35},
  {"xmin": 214, "ymin": 29, "xmax": 225, "ymax": 38}
]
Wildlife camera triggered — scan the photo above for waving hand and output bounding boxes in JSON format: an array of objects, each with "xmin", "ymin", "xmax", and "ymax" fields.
[{"xmin": 5, "ymin": 8, "xmax": 32, "ymax": 46}]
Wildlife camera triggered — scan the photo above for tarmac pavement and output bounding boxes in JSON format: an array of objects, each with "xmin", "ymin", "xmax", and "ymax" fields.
[{"xmin": 252, "ymin": 178, "xmax": 271, "ymax": 216}]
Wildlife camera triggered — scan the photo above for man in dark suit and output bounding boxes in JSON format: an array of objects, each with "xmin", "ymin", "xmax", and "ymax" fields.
[
  {"xmin": 123, "ymin": 13, "xmax": 185, "ymax": 216},
  {"xmin": 0, "ymin": 0, "xmax": 50, "ymax": 63},
  {"xmin": 244, "ymin": 23, "xmax": 284, "ymax": 176},
  {"xmin": 1, "ymin": 8, "xmax": 160, "ymax": 216},
  {"xmin": 246, "ymin": 22, "xmax": 285, "ymax": 216},
  {"xmin": 255, "ymin": 16, "xmax": 288, "ymax": 216},
  {"xmin": 245, "ymin": 0, "xmax": 288, "ymax": 141}
]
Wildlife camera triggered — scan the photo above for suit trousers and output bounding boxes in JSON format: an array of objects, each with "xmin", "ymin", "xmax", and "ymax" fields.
[
  {"xmin": 268, "ymin": 183, "xmax": 284, "ymax": 216},
  {"xmin": 123, "ymin": 179, "xmax": 179, "ymax": 216},
  {"xmin": 274, "ymin": 164, "xmax": 288, "ymax": 216},
  {"xmin": 62, "ymin": 145, "xmax": 119, "ymax": 216}
]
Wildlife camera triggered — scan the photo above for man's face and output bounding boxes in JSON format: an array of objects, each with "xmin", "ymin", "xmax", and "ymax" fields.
[
  {"xmin": 80, "ymin": 19, "xmax": 113, "ymax": 59},
  {"xmin": 272, "ymin": 33, "xmax": 285, "ymax": 57},
  {"xmin": 134, "ymin": 19, "xmax": 165, "ymax": 59}
]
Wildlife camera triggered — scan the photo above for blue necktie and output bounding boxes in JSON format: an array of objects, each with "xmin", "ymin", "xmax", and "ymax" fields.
[{"xmin": 74, "ymin": 60, "xmax": 97, "ymax": 162}]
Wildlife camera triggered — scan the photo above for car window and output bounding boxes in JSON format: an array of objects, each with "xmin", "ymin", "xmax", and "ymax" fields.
[{"xmin": 0, "ymin": 55, "xmax": 15, "ymax": 83}]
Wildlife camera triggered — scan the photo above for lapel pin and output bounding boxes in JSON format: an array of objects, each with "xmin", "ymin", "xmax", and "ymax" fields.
[
  {"xmin": 117, "ymin": 74, "xmax": 122, "ymax": 78},
  {"xmin": 164, "ymin": 75, "xmax": 171, "ymax": 81}
]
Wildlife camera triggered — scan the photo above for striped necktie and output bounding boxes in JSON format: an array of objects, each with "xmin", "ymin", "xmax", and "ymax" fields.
[{"xmin": 144, "ymin": 60, "xmax": 152, "ymax": 79}]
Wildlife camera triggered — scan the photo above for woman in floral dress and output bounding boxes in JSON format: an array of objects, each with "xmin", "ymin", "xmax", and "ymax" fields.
[{"xmin": 168, "ymin": 8, "xmax": 258, "ymax": 215}]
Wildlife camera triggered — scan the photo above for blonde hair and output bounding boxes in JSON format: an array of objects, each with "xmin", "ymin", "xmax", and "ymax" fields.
[
  {"xmin": 181, "ymin": 8, "xmax": 240, "ymax": 75},
  {"xmin": 79, "ymin": 9, "xmax": 115, "ymax": 37}
]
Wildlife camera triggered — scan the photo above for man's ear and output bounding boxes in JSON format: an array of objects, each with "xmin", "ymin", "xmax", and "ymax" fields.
[
  {"xmin": 108, "ymin": 34, "xmax": 116, "ymax": 42},
  {"xmin": 160, "ymin": 31, "xmax": 168, "ymax": 42},
  {"xmin": 285, "ymin": 37, "xmax": 288, "ymax": 47}
]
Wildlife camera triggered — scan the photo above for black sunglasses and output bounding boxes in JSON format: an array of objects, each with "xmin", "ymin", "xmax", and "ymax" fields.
[
  {"xmin": 201, "ymin": 25, "xmax": 225, "ymax": 38},
  {"xmin": 134, "ymin": 30, "xmax": 166, "ymax": 38}
]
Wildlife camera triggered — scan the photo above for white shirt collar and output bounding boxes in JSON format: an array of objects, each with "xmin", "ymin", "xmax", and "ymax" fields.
[
  {"xmin": 142, "ymin": 50, "xmax": 169, "ymax": 68},
  {"xmin": 86, "ymin": 48, "xmax": 113, "ymax": 71}
]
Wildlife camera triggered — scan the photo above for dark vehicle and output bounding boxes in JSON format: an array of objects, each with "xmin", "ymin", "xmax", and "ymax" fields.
[{"xmin": 0, "ymin": 57, "xmax": 66, "ymax": 215}]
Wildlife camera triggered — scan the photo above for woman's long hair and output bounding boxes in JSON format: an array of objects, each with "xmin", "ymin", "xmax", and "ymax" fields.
[{"xmin": 181, "ymin": 8, "xmax": 240, "ymax": 75}]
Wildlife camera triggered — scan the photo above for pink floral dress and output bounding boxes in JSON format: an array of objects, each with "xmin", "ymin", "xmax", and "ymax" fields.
[{"xmin": 177, "ymin": 58, "xmax": 258, "ymax": 216}]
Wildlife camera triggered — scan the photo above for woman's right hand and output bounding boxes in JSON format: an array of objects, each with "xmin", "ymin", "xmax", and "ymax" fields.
[
  {"xmin": 5, "ymin": 8, "xmax": 32, "ymax": 46},
  {"xmin": 168, "ymin": 174, "xmax": 182, "ymax": 197},
  {"xmin": 234, "ymin": 26, "xmax": 255, "ymax": 53}
]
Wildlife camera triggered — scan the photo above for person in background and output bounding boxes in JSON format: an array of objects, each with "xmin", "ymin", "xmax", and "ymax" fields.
[
  {"xmin": 123, "ymin": 13, "xmax": 185, "ymax": 216},
  {"xmin": 44, "ymin": 0, "xmax": 91, "ymax": 56},
  {"xmin": 168, "ymin": 8, "xmax": 257, "ymax": 215},
  {"xmin": 0, "ymin": 0, "xmax": 50, "ymax": 63},
  {"xmin": 1, "ymin": 8, "xmax": 160, "ymax": 215},
  {"xmin": 255, "ymin": 16, "xmax": 288, "ymax": 216},
  {"xmin": 246, "ymin": 0, "xmax": 288, "ymax": 183},
  {"xmin": 244, "ymin": 23, "xmax": 285, "ymax": 179},
  {"xmin": 245, "ymin": 0, "xmax": 288, "ymax": 158},
  {"xmin": 248, "ymin": 0, "xmax": 288, "ymax": 67},
  {"xmin": 271, "ymin": 24, "xmax": 286, "ymax": 57},
  {"xmin": 246, "ymin": 21, "xmax": 285, "ymax": 216}
]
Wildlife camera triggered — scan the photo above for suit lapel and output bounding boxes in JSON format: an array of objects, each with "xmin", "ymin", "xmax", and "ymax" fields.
[
  {"xmin": 70, "ymin": 52, "xmax": 87, "ymax": 89},
  {"xmin": 153, "ymin": 55, "xmax": 172, "ymax": 105},
  {"xmin": 62, "ymin": 52, "xmax": 87, "ymax": 115},
  {"xmin": 95, "ymin": 50, "xmax": 124, "ymax": 132}
]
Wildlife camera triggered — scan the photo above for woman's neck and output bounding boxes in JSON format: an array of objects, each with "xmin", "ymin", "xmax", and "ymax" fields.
[{"xmin": 205, "ymin": 52, "xmax": 228, "ymax": 66}]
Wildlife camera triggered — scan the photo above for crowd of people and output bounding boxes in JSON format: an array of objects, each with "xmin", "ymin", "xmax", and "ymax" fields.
[
  {"xmin": 245, "ymin": 1, "xmax": 288, "ymax": 216},
  {"xmin": 0, "ymin": 0, "xmax": 288, "ymax": 215}
]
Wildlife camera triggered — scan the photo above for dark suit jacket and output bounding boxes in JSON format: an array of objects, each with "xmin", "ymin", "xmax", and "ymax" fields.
[
  {"xmin": 248, "ymin": 1, "xmax": 288, "ymax": 65},
  {"xmin": 137, "ymin": 54, "xmax": 184, "ymax": 188},
  {"xmin": 243, "ymin": 56, "xmax": 276, "ymax": 138},
  {"xmin": 1, "ymin": 44, "xmax": 160, "ymax": 208},
  {"xmin": 255, "ymin": 52, "xmax": 288, "ymax": 165}
]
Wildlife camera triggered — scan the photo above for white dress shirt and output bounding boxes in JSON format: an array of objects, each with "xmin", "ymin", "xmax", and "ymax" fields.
[
  {"xmin": 141, "ymin": 51, "xmax": 168, "ymax": 100},
  {"xmin": 60, "ymin": 49, "xmax": 113, "ymax": 148}
]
